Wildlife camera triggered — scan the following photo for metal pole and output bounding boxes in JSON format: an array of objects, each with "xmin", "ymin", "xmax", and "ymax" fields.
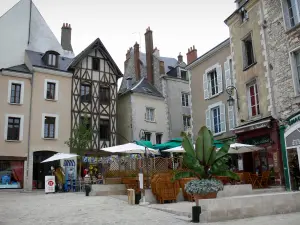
[{"xmin": 145, "ymin": 147, "xmax": 150, "ymax": 189}]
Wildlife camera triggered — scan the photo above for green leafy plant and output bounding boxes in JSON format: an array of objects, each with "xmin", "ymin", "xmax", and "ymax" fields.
[
  {"xmin": 173, "ymin": 126, "xmax": 239, "ymax": 183},
  {"xmin": 65, "ymin": 115, "xmax": 92, "ymax": 179},
  {"xmin": 185, "ymin": 179, "xmax": 223, "ymax": 195}
]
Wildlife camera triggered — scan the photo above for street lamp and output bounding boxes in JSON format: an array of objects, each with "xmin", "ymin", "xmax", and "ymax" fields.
[{"xmin": 226, "ymin": 86, "xmax": 240, "ymax": 110}]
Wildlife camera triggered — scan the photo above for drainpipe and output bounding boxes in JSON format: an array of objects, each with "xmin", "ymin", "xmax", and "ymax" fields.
[{"xmin": 26, "ymin": 72, "xmax": 34, "ymax": 191}]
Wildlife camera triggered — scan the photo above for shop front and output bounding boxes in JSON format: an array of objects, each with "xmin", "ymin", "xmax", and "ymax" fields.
[
  {"xmin": 234, "ymin": 117, "xmax": 284, "ymax": 186},
  {"xmin": 0, "ymin": 156, "xmax": 25, "ymax": 189},
  {"xmin": 284, "ymin": 112, "xmax": 300, "ymax": 191}
]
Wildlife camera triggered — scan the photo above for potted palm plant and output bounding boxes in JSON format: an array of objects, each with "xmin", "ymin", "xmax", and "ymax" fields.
[{"xmin": 174, "ymin": 126, "xmax": 239, "ymax": 206}]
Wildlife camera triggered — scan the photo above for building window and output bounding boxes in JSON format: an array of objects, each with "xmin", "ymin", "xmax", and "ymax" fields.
[
  {"xmin": 80, "ymin": 83, "xmax": 91, "ymax": 103},
  {"xmin": 100, "ymin": 119, "xmax": 109, "ymax": 140},
  {"xmin": 10, "ymin": 83, "xmax": 21, "ymax": 104},
  {"xmin": 144, "ymin": 132, "xmax": 151, "ymax": 141},
  {"xmin": 48, "ymin": 54, "xmax": 57, "ymax": 67},
  {"xmin": 240, "ymin": 8, "xmax": 249, "ymax": 22},
  {"xmin": 100, "ymin": 86, "xmax": 110, "ymax": 103},
  {"xmin": 156, "ymin": 133, "xmax": 162, "ymax": 144},
  {"xmin": 7, "ymin": 117, "xmax": 20, "ymax": 141},
  {"xmin": 247, "ymin": 83, "xmax": 260, "ymax": 117},
  {"xmin": 206, "ymin": 103, "xmax": 226, "ymax": 135},
  {"xmin": 208, "ymin": 69, "xmax": 218, "ymax": 96},
  {"xmin": 180, "ymin": 69, "xmax": 188, "ymax": 80},
  {"xmin": 46, "ymin": 82, "xmax": 56, "ymax": 100},
  {"xmin": 181, "ymin": 93, "xmax": 189, "ymax": 107},
  {"xmin": 292, "ymin": 50, "xmax": 300, "ymax": 94},
  {"xmin": 44, "ymin": 117, "xmax": 56, "ymax": 139},
  {"xmin": 44, "ymin": 79, "xmax": 58, "ymax": 101},
  {"xmin": 145, "ymin": 108, "xmax": 155, "ymax": 122},
  {"xmin": 183, "ymin": 115, "xmax": 191, "ymax": 131},
  {"xmin": 8, "ymin": 80, "xmax": 24, "ymax": 105},
  {"xmin": 0, "ymin": 160, "xmax": 24, "ymax": 189},
  {"xmin": 242, "ymin": 34, "xmax": 255, "ymax": 68},
  {"xmin": 92, "ymin": 58, "xmax": 100, "ymax": 71}
]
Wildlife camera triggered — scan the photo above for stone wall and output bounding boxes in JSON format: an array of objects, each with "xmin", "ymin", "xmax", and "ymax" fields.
[{"xmin": 262, "ymin": 0, "xmax": 300, "ymax": 120}]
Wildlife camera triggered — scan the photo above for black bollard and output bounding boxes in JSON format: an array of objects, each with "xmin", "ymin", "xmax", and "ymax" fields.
[
  {"xmin": 192, "ymin": 206, "xmax": 201, "ymax": 223},
  {"xmin": 85, "ymin": 185, "xmax": 91, "ymax": 196}
]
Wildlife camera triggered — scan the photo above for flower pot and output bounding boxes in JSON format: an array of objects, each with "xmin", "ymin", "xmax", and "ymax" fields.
[{"xmin": 193, "ymin": 192, "xmax": 217, "ymax": 206}]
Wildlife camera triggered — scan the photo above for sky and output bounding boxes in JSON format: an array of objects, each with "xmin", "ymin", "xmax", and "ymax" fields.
[{"xmin": 0, "ymin": 0, "xmax": 236, "ymax": 82}]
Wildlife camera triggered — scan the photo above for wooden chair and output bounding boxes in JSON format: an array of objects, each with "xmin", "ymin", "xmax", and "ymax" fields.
[
  {"xmin": 258, "ymin": 171, "xmax": 270, "ymax": 188},
  {"xmin": 250, "ymin": 174, "xmax": 259, "ymax": 188},
  {"xmin": 243, "ymin": 172, "xmax": 252, "ymax": 184},
  {"xmin": 156, "ymin": 181, "xmax": 178, "ymax": 204}
]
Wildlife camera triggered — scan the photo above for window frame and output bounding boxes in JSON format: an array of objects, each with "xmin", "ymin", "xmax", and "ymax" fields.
[
  {"xmin": 179, "ymin": 68, "xmax": 188, "ymax": 81},
  {"xmin": 242, "ymin": 33, "xmax": 256, "ymax": 70},
  {"xmin": 100, "ymin": 86, "xmax": 110, "ymax": 103},
  {"xmin": 156, "ymin": 133, "xmax": 163, "ymax": 144},
  {"xmin": 206, "ymin": 101, "xmax": 226, "ymax": 136},
  {"xmin": 44, "ymin": 79, "xmax": 59, "ymax": 101},
  {"xmin": 80, "ymin": 83, "xmax": 92, "ymax": 103},
  {"xmin": 211, "ymin": 106, "xmax": 222, "ymax": 135},
  {"xmin": 207, "ymin": 69, "xmax": 219, "ymax": 97},
  {"xmin": 4, "ymin": 114, "xmax": 24, "ymax": 141},
  {"xmin": 290, "ymin": 47, "xmax": 300, "ymax": 96},
  {"xmin": 47, "ymin": 54, "xmax": 58, "ymax": 67},
  {"xmin": 8, "ymin": 80, "xmax": 24, "ymax": 105},
  {"xmin": 145, "ymin": 107, "xmax": 155, "ymax": 122},
  {"xmin": 247, "ymin": 82, "xmax": 260, "ymax": 118},
  {"xmin": 41, "ymin": 114, "xmax": 59, "ymax": 139},
  {"xmin": 144, "ymin": 132, "xmax": 152, "ymax": 141},
  {"xmin": 181, "ymin": 92, "xmax": 189, "ymax": 107},
  {"xmin": 92, "ymin": 57, "xmax": 100, "ymax": 71},
  {"xmin": 100, "ymin": 119, "xmax": 110, "ymax": 141},
  {"xmin": 44, "ymin": 117, "xmax": 56, "ymax": 139},
  {"xmin": 182, "ymin": 115, "xmax": 191, "ymax": 131},
  {"xmin": 282, "ymin": 0, "xmax": 300, "ymax": 30}
]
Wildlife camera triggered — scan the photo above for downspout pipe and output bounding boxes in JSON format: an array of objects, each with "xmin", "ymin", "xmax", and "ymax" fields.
[{"xmin": 26, "ymin": 72, "xmax": 34, "ymax": 191}]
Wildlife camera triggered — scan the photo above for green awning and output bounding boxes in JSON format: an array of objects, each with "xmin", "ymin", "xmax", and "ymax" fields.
[
  {"xmin": 214, "ymin": 140, "xmax": 224, "ymax": 149},
  {"xmin": 153, "ymin": 141, "xmax": 182, "ymax": 150}
]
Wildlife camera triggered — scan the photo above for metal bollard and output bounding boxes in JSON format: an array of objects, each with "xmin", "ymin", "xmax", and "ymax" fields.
[{"xmin": 192, "ymin": 206, "xmax": 201, "ymax": 223}]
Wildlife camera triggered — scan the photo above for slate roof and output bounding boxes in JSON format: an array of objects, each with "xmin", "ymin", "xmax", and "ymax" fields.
[
  {"xmin": 4, "ymin": 64, "xmax": 31, "ymax": 74},
  {"xmin": 26, "ymin": 50, "xmax": 73, "ymax": 72},
  {"xmin": 119, "ymin": 78, "xmax": 163, "ymax": 98},
  {"xmin": 69, "ymin": 38, "xmax": 123, "ymax": 77},
  {"xmin": 137, "ymin": 51, "xmax": 178, "ymax": 73}
]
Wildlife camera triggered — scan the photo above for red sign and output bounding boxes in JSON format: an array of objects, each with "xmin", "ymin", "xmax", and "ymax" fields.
[{"xmin": 48, "ymin": 180, "xmax": 54, "ymax": 186}]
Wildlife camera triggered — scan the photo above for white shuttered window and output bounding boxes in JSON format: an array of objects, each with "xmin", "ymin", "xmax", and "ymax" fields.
[
  {"xmin": 224, "ymin": 58, "xmax": 232, "ymax": 88},
  {"xmin": 203, "ymin": 64, "xmax": 223, "ymax": 99},
  {"xmin": 206, "ymin": 102, "xmax": 226, "ymax": 135},
  {"xmin": 282, "ymin": 0, "xmax": 300, "ymax": 29},
  {"xmin": 228, "ymin": 105, "xmax": 235, "ymax": 130}
]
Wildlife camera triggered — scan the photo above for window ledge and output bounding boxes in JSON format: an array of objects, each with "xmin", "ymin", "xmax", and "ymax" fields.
[
  {"xmin": 286, "ymin": 23, "xmax": 300, "ymax": 35},
  {"xmin": 207, "ymin": 92, "xmax": 223, "ymax": 100},
  {"xmin": 249, "ymin": 114, "xmax": 262, "ymax": 121},
  {"xmin": 43, "ymin": 138, "xmax": 57, "ymax": 140},
  {"xmin": 45, "ymin": 98, "xmax": 57, "ymax": 102},
  {"xmin": 145, "ymin": 120, "xmax": 156, "ymax": 123},
  {"xmin": 213, "ymin": 131, "xmax": 226, "ymax": 137},
  {"xmin": 8, "ymin": 103, "xmax": 22, "ymax": 106},
  {"xmin": 243, "ymin": 62, "xmax": 257, "ymax": 71},
  {"xmin": 5, "ymin": 140, "xmax": 21, "ymax": 143}
]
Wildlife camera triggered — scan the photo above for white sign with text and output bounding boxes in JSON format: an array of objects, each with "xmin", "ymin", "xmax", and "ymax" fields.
[{"xmin": 45, "ymin": 176, "xmax": 55, "ymax": 193}]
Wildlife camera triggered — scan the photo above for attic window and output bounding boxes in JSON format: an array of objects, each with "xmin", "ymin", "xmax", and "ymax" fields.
[
  {"xmin": 143, "ymin": 87, "xmax": 153, "ymax": 93},
  {"xmin": 48, "ymin": 54, "xmax": 57, "ymax": 67},
  {"xmin": 240, "ymin": 7, "xmax": 249, "ymax": 22},
  {"xmin": 92, "ymin": 58, "xmax": 100, "ymax": 71}
]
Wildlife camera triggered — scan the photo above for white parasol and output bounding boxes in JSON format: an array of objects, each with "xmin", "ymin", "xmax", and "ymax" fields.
[{"xmin": 41, "ymin": 153, "xmax": 78, "ymax": 163}]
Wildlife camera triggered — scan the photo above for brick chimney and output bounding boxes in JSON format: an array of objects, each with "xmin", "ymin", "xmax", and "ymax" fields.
[
  {"xmin": 145, "ymin": 27, "xmax": 154, "ymax": 84},
  {"xmin": 61, "ymin": 23, "xmax": 73, "ymax": 52},
  {"xmin": 178, "ymin": 52, "xmax": 183, "ymax": 63},
  {"xmin": 134, "ymin": 42, "xmax": 141, "ymax": 80},
  {"xmin": 186, "ymin": 45, "xmax": 197, "ymax": 64}
]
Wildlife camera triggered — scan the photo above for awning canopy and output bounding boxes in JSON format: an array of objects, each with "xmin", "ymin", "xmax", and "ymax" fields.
[
  {"xmin": 101, "ymin": 143, "xmax": 158, "ymax": 155},
  {"xmin": 228, "ymin": 143, "xmax": 264, "ymax": 154},
  {"xmin": 135, "ymin": 140, "xmax": 154, "ymax": 149},
  {"xmin": 41, "ymin": 153, "xmax": 78, "ymax": 163}
]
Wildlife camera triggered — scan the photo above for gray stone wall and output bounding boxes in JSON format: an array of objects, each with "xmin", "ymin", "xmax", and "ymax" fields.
[
  {"xmin": 262, "ymin": 0, "xmax": 300, "ymax": 119},
  {"xmin": 153, "ymin": 55, "xmax": 163, "ymax": 93}
]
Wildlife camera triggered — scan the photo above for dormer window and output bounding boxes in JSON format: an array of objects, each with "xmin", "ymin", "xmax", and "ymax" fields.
[
  {"xmin": 42, "ymin": 51, "xmax": 59, "ymax": 68},
  {"xmin": 48, "ymin": 54, "xmax": 57, "ymax": 67}
]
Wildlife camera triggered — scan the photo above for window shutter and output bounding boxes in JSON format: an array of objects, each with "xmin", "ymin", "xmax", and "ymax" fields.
[
  {"xmin": 224, "ymin": 59, "xmax": 232, "ymax": 88},
  {"xmin": 205, "ymin": 109, "xmax": 211, "ymax": 130},
  {"xmin": 216, "ymin": 65, "xmax": 223, "ymax": 93},
  {"xmin": 220, "ymin": 103, "xmax": 226, "ymax": 132},
  {"xmin": 228, "ymin": 105, "xmax": 235, "ymax": 130},
  {"xmin": 203, "ymin": 73, "xmax": 209, "ymax": 99}
]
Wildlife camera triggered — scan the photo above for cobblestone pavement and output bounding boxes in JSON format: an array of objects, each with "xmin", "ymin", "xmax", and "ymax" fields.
[{"xmin": 0, "ymin": 191, "xmax": 300, "ymax": 225}]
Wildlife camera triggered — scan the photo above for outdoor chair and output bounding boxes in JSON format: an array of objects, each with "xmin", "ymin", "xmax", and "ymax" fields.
[
  {"xmin": 156, "ymin": 181, "xmax": 178, "ymax": 204},
  {"xmin": 258, "ymin": 171, "xmax": 270, "ymax": 188}
]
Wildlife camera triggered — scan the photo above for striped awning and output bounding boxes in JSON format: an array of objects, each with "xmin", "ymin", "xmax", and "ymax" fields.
[{"xmin": 63, "ymin": 160, "xmax": 75, "ymax": 167}]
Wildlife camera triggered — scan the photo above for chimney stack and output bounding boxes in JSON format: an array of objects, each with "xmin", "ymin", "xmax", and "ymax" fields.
[
  {"xmin": 145, "ymin": 27, "xmax": 154, "ymax": 84},
  {"xmin": 134, "ymin": 42, "xmax": 141, "ymax": 80},
  {"xmin": 178, "ymin": 52, "xmax": 183, "ymax": 63},
  {"xmin": 126, "ymin": 77, "xmax": 133, "ymax": 89},
  {"xmin": 61, "ymin": 23, "xmax": 73, "ymax": 52},
  {"xmin": 153, "ymin": 47, "xmax": 160, "ymax": 57},
  {"xmin": 159, "ymin": 61, "xmax": 165, "ymax": 75},
  {"xmin": 186, "ymin": 45, "xmax": 197, "ymax": 64}
]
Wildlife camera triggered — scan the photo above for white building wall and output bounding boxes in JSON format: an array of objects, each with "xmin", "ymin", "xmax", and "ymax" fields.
[{"xmin": 131, "ymin": 94, "xmax": 169, "ymax": 144}]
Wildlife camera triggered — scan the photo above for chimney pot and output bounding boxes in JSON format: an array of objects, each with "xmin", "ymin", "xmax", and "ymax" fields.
[
  {"xmin": 186, "ymin": 45, "xmax": 197, "ymax": 64},
  {"xmin": 178, "ymin": 52, "xmax": 183, "ymax": 63}
]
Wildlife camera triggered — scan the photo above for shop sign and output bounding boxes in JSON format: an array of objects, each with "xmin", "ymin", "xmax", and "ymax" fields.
[
  {"xmin": 285, "ymin": 128, "xmax": 300, "ymax": 148},
  {"xmin": 45, "ymin": 176, "xmax": 55, "ymax": 193},
  {"xmin": 288, "ymin": 113, "xmax": 300, "ymax": 126},
  {"xmin": 243, "ymin": 135, "xmax": 271, "ymax": 146},
  {"xmin": 235, "ymin": 121, "xmax": 270, "ymax": 134}
]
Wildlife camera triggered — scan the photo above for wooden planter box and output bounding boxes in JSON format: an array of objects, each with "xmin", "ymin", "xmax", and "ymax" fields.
[{"xmin": 105, "ymin": 177, "xmax": 122, "ymax": 184}]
